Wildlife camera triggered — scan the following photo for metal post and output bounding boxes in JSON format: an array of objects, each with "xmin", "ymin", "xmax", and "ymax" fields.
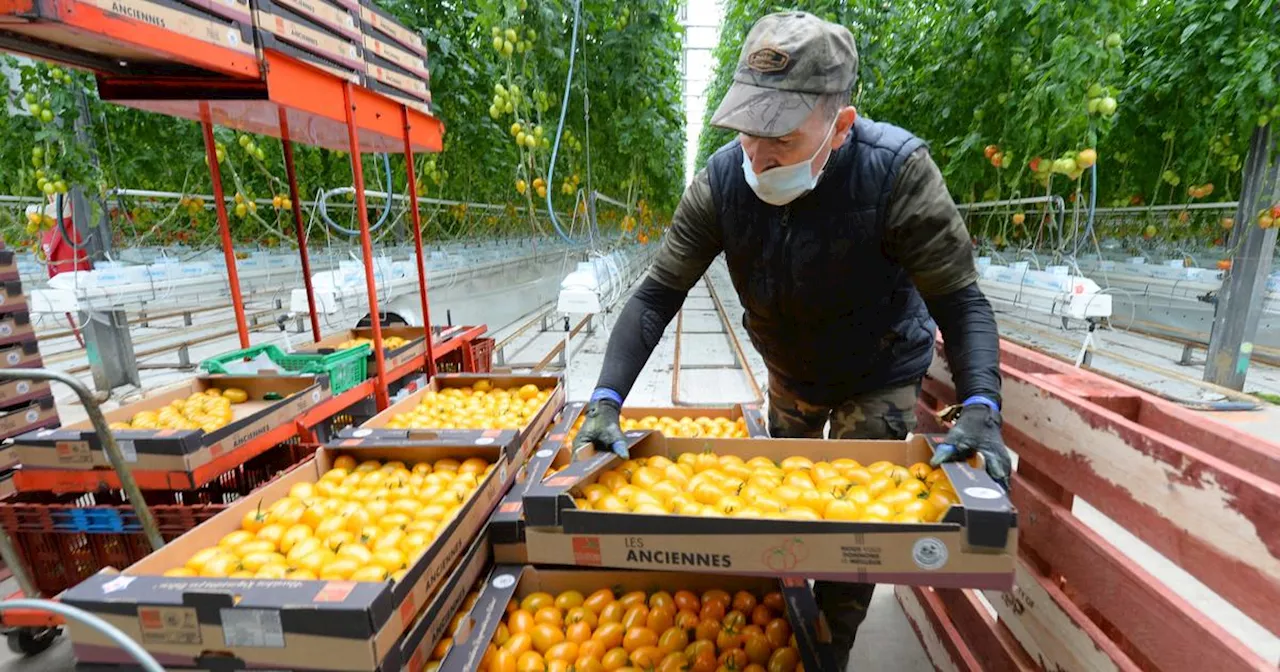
[
  {"xmin": 199, "ymin": 102, "xmax": 250, "ymax": 349},
  {"xmin": 400, "ymin": 105, "xmax": 437, "ymax": 376},
  {"xmin": 342, "ymin": 84, "xmax": 390, "ymax": 409},
  {"xmin": 279, "ymin": 108, "xmax": 322, "ymax": 343},
  {"xmin": 1205, "ymin": 125, "xmax": 1280, "ymax": 389},
  {"xmin": 0, "ymin": 369, "xmax": 164, "ymax": 551}
]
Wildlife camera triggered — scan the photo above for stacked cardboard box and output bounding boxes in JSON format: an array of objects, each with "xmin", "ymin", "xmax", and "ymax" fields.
[
  {"xmin": 0, "ymin": 246, "xmax": 57, "ymax": 474},
  {"xmin": 252, "ymin": 0, "xmax": 365, "ymax": 83},
  {"xmin": 359, "ymin": 0, "xmax": 431, "ymax": 115}
]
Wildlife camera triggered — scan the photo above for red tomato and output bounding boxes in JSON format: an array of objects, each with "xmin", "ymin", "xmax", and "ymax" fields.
[
  {"xmin": 750, "ymin": 605, "xmax": 773, "ymax": 628},
  {"xmin": 674, "ymin": 590, "xmax": 701, "ymax": 613},
  {"xmin": 730, "ymin": 591, "xmax": 757, "ymax": 615},
  {"xmin": 764, "ymin": 619, "xmax": 791, "ymax": 649}
]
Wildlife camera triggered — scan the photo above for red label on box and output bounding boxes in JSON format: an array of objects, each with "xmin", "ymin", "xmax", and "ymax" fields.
[
  {"xmin": 139, "ymin": 608, "xmax": 161, "ymax": 628},
  {"xmin": 545, "ymin": 475, "xmax": 578, "ymax": 487},
  {"xmin": 482, "ymin": 429, "xmax": 501, "ymax": 438},
  {"xmin": 399, "ymin": 594, "xmax": 417, "ymax": 625},
  {"xmin": 314, "ymin": 581, "xmax": 356, "ymax": 602},
  {"xmin": 409, "ymin": 649, "xmax": 425, "ymax": 672},
  {"xmin": 572, "ymin": 536, "xmax": 602, "ymax": 566},
  {"xmin": 781, "ymin": 577, "xmax": 807, "ymax": 588},
  {"xmin": 499, "ymin": 501, "xmax": 522, "ymax": 514}
]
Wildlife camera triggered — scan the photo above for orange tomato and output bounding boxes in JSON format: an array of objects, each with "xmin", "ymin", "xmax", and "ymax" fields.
[
  {"xmin": 531, "ymin": 624, "xmax": 565, "ymax": 654},
  {"xmin": 657, "ymin": 652, "xmax": 692, "ymax": 672},
  {"xmin": 566, "ymin": 607, "xmax": 598, "ymax": 628},
  {"xmin": 545, "ymin": 641, "xmax": 579, "ymax": 663},
  {"xmin": 907, "ymin": 462, "xmax": 931, "ymax": 480},
  {"xmin": 767, "ymin": 646, "xmax": 799, "ymax": 672},
  {"xmin": 657, "ymin": 626, "xmax": 688, "ymax": 655},
  {"xmin": 583, "ymin": 588, "xmax": 615, "ymax": 615},
  {"xmin": 601, "ymin": 647, "xmax": 629, "ymax": 671},
  {"xmin": 534, "ymin": 606, "xmax": 564, "ymax": 629},
  {"xmin": 578, "ymin": 640, "xmax": 607, "ymax": 662},
  {"xmin": 575, "ymin": 656, "xmax": 606, "ymax": 672},
  {"xmin": 566, "ymin": 621, "xmax": 592, "ymax": 645},
  {"xmin": 516, "ymin": 651, "xmax": 546, "ymax": 672},
  {"xmin": 599, "ymin": 601, "xmax": 625, "ymax": 625},
  {"xmin": 592, "ymin": 622, "xmax": 625, "ymax": 649},
  {"xmin": 630, "ymin": 646, "xmax": 665, "ymax": 669},
  {"xmin": 646, "ymin": 606, "xmax": 674, "ymax": 633},
  {"xmin": 504, "ymin": 632, "xmax": 534, "ymax": 657},
  {"xmin": 522, "ymin": 592, "xmax": 556, "ymax": 613},
  {"xmin": 927, "ymin": 490, "xmax": 957, "ymax": 513},
  {"xmin": 555, "ymin": 590, "xmax": 585, "ymax": 611},
  {"xmin": 621, "ymin": 604, "xmax": 649, "ymax": 631},
  {"xmin": 491, "ymin": 649, "xmax": 518, "ymax": 672},
  {"xmin": 763, "ymin": 619, "xmax": 791, "ymax": 648},
  {"xmin": 622, "ymin": 627, "xmax": 658, "ymax": 653},
  {"xmin": 509, "ymin": 609, "xmax": 536, "ymax": 635}
]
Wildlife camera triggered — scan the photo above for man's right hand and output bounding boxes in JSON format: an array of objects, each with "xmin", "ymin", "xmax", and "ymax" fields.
[{"xmin": 573, "ymin": 398, "xmax": 628, "ymax": 459}]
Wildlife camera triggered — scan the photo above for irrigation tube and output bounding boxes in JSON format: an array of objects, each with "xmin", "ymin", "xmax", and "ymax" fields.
[
  {"xmin": 0, "ymin": 600, "xmax": 163, "ymax": 671},
  {"xmin": 318, "ymin": 153, "xmax": 394, "ymax": 236},
  {"xmin": 544, "ymin": 0, "xmax": 582, "ymax": 244}
]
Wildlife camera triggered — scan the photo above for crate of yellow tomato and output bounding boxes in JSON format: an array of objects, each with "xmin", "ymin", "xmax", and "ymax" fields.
[
  {"xmin": 291, "ymin": 326, "xmax": 427, "ymax": 379},
  {"xmin": 8, "ymin": 375, "xmax": 328, "ymax": 473},
  {"xmin": 340, "ymin": 374, "xmax": 565, "ymax": 467},
  {"xmin": 522, "ymin": 432, "xmax": 1015, "ymax": 590},
  {"xmin": 491, "ymin": 402, "xmax": 768, "ymax": 563},
  {"xmin": 560, "ymin": 403, "xmax": 770, "ymax": 445},
  {"xmin": 62, "ymin": 438, "xmax": 516, "ymax": 671}
]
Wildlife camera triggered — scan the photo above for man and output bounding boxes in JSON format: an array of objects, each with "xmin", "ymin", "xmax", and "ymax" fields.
[{"xmin": 574, "ymin": 11, "xmax": 1011, "ymax": 669}]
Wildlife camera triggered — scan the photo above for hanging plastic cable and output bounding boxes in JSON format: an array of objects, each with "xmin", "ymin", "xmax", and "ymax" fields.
[
  {"xmin": 318, "ymin": 153, "xmax": 394, "ymax": 236},
  {"xmin": 544, "ymin": 0, "xmax": 582, "ymax": 244}
]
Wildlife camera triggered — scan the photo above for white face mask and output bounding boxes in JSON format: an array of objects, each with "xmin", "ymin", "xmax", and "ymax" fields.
[{"xmin": 741, "ymin": 117, "xmax": 838, "ymax": 206}]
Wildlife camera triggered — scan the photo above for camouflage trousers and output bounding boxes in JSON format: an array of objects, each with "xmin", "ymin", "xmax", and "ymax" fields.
[{"xmin": 767, "ymin": 378, "xmax": 921, "ymax": 670}]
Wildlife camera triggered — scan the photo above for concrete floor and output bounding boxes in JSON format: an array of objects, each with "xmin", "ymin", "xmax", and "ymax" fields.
[{"xmin": 2, "ymin": 253, "xmax": 1278, "ymax": 670}]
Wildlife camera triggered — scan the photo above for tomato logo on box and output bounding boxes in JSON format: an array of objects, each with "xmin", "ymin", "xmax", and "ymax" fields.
[{"xmin": 571, "ymin": 536, "xmax": 602, "ymax": 566}]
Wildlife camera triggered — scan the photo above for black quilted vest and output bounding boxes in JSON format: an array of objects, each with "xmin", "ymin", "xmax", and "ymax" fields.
[{"xmin": 707, "ymin": 116, "xmax": 935, "ymax": 405}]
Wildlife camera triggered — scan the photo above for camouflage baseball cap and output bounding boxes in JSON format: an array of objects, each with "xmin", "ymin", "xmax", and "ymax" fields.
[{"xmin": 710, "ymin": 12, "xmax": 858, "ymax": 138}]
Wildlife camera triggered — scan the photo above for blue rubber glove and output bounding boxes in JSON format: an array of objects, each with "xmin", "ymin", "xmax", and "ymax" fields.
[
  {"xmin": 573, "ymin": 390, "xmax": 628, "ymax": 459},
  {"xmin": 930, "ymin": 396, "xmax": 1012, "ymax": 492}
]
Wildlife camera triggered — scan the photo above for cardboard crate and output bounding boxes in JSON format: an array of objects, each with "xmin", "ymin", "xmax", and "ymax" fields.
[
  {"xmin": 392, "ymin": 524, "xmax": 492, "ymax": 672},
  {"xmin": 0, "ymin": 312, "xmax": 35, "ymax": 347},
  {"xmin": 489, "ymin": 402, "xmax": 583, "ymax": 563},
  {"xmin": 436, "ymin": 566, "xmax": 842, "ymax": 672},
  {"xmin": 364, "ymin": 79, "xmax": 431, "ymax": 115},
  {"xmin": 0, "ymin": 281, "xmax": 27, "ymax": 316},
  {"xmin": 0, "ymin": 249, "xmax": 18, "ymax": 282},
  {"xmin": 291, "ymin": 326, "xmax": 426, "ymax": 376},
  {"xmin": 0, "ymin": 0, "xmax": 257, "ymax": 64},
  {"xmin": 522, "ymin": 432, "xmax": 1017, "ymax": 590},
  {"xmin": 253, "ymin": 0, "xmax": 363, "ymax": 72},
  {"xmin": 364, "ymin": 52, "xmax": 427, "ymax": 100},
  {"xmin": 175, "ymin": 0, "xmax": 250, "ymax": 24},
  {"xmin": 361, "ymin": 29, "xmax": 426, "ymax": 79},
  {"xmin": 8, "ymin": 375, "xmax": 327, "ymax": 472},
  {"xmin": 354, "ymin": 373, "xmax": 565, "ymax": 468},
  {"xmin": 266, "ymin": 0, "xmax": 358, "ymax": 39},
  {"xmin": 357, "ymin": 0, "xmax": 423, "ymax": 56},
  {"xmin": 0, "ymin": 338, "xmax": 43, "ymax": 370},
  {"xmin": 62, "ymin": 439, "xmax": 516, "ymax": 671},
  {"xmin": 0, "ymin": 396, "xmax": 58, "ymax": 441}
]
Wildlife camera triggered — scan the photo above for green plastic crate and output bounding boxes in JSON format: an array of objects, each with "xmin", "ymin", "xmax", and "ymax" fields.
[{"xmin": 200, "ymin": 343, "xmax": 371, "ymax": 395}]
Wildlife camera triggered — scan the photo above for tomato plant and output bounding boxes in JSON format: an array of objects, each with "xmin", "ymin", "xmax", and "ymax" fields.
[
  {"xmin": 0, "ymin": 0, "xmax": 685, "ymax": 250},
  {"xmin": 699, "ymin": 0, "xmax": 1280, "ymax": 247}
]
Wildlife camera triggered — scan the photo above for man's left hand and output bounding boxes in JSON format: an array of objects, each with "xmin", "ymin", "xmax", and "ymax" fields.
[{"xmin": 930, "ymin": 403, "xmax": 1012, "ymax": 492}]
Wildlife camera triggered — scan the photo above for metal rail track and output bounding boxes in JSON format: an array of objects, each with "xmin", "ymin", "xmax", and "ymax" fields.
[{"xmin": 670, "ymin": 274, "xmax": 763, "ymax": 406}]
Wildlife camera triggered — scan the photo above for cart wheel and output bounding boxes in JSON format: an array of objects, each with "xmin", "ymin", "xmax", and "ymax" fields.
[{"xmin": 6, "ymin": 627, "xmax": 58, "ymax": 656}]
